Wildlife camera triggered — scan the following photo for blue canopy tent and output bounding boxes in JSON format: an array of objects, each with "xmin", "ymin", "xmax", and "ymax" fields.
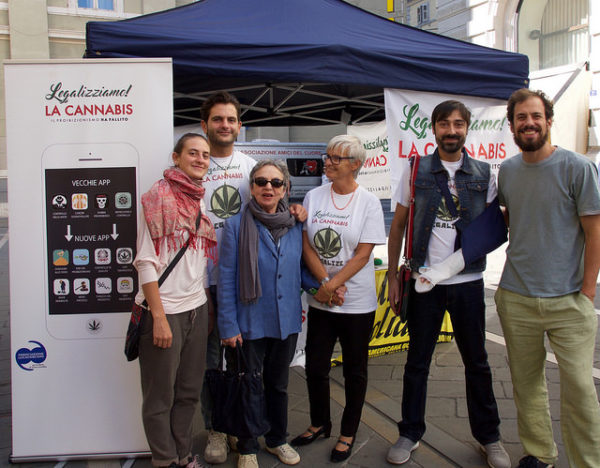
[{"xmin": 85, "ymin": 0, "xmax": 529, "ymax": 126}]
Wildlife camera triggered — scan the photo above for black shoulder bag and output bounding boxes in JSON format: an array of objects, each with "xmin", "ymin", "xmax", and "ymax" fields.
[{"xmin": 124, "ymin": 210, "xmax": 202, "ymax": 361}]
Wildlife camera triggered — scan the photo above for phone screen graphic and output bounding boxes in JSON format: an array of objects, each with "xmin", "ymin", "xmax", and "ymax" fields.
[{"xmin": 44, "ymin": 167, "xmax": 137, "ymax": 316}]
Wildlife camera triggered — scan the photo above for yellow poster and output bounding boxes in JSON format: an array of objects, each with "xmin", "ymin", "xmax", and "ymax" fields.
[
  {"xmin": 369, "ymin": 269, "xmax": 453, "ymax": 358},
  {"xmin": 332, "ymin": 269, "xmax": 454, "ymax": 365}
]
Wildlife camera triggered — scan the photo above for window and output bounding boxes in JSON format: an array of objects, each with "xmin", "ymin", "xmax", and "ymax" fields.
[
  {"xmin": 518, "ymin": 0, "xmax": 589, "ymax": 71},
  {"xmin": 417, "ymin": 3, "xmax": 429, "ymax": 26},
  {"xmin": 540, "ymin": 0, "xmax": 588, "ymax": 69},
  {"xmin": 78, "ymin": 0, "xmax": 115, "ymax": 10}
]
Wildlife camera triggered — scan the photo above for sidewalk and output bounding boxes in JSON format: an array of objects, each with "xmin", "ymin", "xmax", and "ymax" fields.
[{"xmin": 1, "ymin": 233, "xmax": 598, "ymax": 467}]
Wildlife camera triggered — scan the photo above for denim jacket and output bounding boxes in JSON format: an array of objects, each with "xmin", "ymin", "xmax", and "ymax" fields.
[{"xmin": 410, "ymin": 148, "xmax": 489, "ymax": 274}]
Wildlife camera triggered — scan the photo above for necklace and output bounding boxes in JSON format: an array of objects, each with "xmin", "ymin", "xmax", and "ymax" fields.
[
  {"xmin": 330, "ymin": 184, "xmax": 357, "ymax": 210},
  {"xmin": 210, "ymin": 154, "xmax": 234, "ymax": 175}
]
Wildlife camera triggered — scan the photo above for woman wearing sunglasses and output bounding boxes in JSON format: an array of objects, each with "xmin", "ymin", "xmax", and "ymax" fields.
[
  {"xmin": 217, "ymin": 159, "xmax": 321, "ymax": 468},
  {"xmin": 292, "ymin": 135, "xmax": 386, "ymax": 463}
]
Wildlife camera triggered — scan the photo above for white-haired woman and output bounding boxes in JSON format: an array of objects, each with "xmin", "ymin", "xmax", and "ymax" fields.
[{"xmin": 292, "ymin": 135, "xmax": 386, "ymax": 463}]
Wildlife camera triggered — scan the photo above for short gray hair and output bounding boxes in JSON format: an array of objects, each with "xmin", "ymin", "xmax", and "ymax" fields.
[
  {"xmin": 249, "ymin": 159, "xmax": 290, "ymax": 189},
  {"xmin": 326, "ymin": 134, "xmax": 366, "ymax": 178}
]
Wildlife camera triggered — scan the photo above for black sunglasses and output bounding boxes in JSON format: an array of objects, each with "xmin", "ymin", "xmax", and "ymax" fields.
[{"xmin": 253, "ymin": 177, "xmax": 285, "ymax": 188}]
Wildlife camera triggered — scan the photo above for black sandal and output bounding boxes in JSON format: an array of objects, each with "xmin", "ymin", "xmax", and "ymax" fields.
[
  {"xmin": 291, "ymin": 422, "xmax": 332, "ymax": 446},
  {"xmin": 330, "ymin": 438, "xmax": 354, "ymax": 462}
]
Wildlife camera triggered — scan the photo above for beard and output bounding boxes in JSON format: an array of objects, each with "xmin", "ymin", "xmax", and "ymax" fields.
[
  {"xmin": 513, "ymin": 125, "xmax": 548, "ymax": 152},
  {"xmin": 206, "ymin": 126, "xmax": 237, "ymax": 147},
  {"xmin": 437, "ymin": 134, "xmax": 466, "ymax": 154}
]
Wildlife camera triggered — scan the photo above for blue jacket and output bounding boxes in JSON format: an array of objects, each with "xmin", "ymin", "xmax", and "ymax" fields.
[
  {"xmin": 411, "ymin": 149, "xmax": 489, "ymax": 274},
  {"xmin": 217, "ymin": 213, "xmax": 317, "ymax": 341}
]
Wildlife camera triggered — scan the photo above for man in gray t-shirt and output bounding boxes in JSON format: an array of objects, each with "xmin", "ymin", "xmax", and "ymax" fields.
[{"xmin": 495, "ymin": 89, "xmax": 600, "ymax": 468}]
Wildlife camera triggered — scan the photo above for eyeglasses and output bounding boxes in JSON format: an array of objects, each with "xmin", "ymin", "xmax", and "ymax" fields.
[
  {"xmin": 322, "ymin": 153, "xmax": 354, "ymax": 165},
  {"xmin": 252, "ymin": 177, "xmax": 285, "ymax": 188}
]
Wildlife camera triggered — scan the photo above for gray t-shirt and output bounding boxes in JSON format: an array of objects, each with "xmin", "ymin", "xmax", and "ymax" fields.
[{"xmin": 498, "ymin": 147, "xmax": 600, "ymax": 297}]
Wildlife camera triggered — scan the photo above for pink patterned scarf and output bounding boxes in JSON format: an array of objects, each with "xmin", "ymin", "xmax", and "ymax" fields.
[{"xmin": 141, "ymin": 168, "xmax": 217, "ymax": 261}]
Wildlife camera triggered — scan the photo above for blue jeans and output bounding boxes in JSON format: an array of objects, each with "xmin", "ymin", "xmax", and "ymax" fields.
[{"xmin": 398, "ymin": 279, "xmax": 500, "ymax": 445}]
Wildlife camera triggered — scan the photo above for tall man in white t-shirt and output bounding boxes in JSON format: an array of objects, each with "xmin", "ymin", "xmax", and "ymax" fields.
[
  {"xmin": 200, "ymin": 91, "xmax": 257, "ymax": 464},
  {"xmin": 386, "ymin": 101, "xmax": 510, "ymax": 468}
]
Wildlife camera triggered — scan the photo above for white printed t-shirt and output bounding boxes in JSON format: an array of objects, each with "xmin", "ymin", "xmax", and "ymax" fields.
[
  {"xmin": 303, "ymin": 183, "xmax": 386, "ymax": 314},
  {"xmin": 202, "ymin": 150, "xmax": 256, "ymax": 285},
  {"xmin": 391, "ymin": 156, "xmax": 497, "ymax": 285}
]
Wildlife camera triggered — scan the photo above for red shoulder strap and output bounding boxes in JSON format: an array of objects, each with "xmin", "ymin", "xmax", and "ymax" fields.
[{"xmin": 403, "ymin": 155, "xmax": 420, "ymax": 264}]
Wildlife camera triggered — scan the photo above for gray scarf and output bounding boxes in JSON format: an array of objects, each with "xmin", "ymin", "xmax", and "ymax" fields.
[{"xmin": 238, "ymin": 197, "xmax": 296, "ymax": 304}]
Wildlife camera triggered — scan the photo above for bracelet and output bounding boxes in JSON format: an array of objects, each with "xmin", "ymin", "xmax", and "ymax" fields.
[{"xmin": 320, "ymin": 276, "xmax": 330, "ymax": 287}]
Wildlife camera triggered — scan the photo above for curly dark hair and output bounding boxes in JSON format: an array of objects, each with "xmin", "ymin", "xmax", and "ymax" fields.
[
  {"xmin": 200, "ymin": 91, "xmax": 241, "ymax": 122},
  {"xmin": 506, "ymin": 89, "xmax": 554, "ymax": 125}
]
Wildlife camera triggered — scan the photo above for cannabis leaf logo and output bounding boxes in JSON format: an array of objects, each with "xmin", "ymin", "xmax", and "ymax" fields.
[
  {"xmin": 437, "ymin": 195, "xmax": 460, "ymax": 221},
  {"xmin": 87, "ymin": 319, "xmax": 102, "ymax": 333},
  {"xmin": 313, "ymin": 227, "xmax": 342, "ymax": 259},
  {"xmin": 210, "ymin": 183, "xmax": 242, "ymax": 219}
]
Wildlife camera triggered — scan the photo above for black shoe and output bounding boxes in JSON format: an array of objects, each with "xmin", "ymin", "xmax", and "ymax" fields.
[
  {"xmin": 517, "ymin": 455, "xmax": 554, "ymax": 467},
  {"xmin": 330, "ymin": 438, "xmax": 354, "ymax": 463},
  {"xmin": 291, "ymin": 422, "xmax": 332, "ymax": 446}
]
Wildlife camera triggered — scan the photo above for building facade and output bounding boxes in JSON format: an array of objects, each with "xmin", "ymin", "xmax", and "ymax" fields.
[
  {"xmin": 0, "ymin": 0, "xmax": 191, "ymax": 172},
  {"xmin": 1, "ymin": 0, "xmax": 599, "ymax": 171},
  {"xmin": 385, "ymin": 0, "xmax": 599, "ymax": 158}
]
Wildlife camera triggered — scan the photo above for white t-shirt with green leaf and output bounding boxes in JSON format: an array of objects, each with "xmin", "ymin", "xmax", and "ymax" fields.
[
  {"xmin": 203, "ymin": 150, "xmax": 256, "ymax": 285},
  {"xmin": 303, "ymin": 183, "xmax": 386, "ymax": 314}
]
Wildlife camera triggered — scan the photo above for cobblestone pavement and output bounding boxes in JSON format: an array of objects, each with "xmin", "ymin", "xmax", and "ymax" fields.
[{"xmin": 1, "ymin": 218, "xmax": 599, "ymax": 467}]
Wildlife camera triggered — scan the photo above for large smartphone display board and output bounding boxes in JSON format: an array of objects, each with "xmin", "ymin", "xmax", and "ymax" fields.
[
  {"xmin": 6, "ymin": 58, "xmax": 173, "ymax": 462},
  {"xmin": 42, "ymin": 142, "xmax": 139, "ymax": 339}
]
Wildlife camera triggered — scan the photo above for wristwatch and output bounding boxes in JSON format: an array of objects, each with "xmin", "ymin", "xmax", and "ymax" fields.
[{"xmin": 320, "ymin": 276, "xmax": 330, "ymax": 287}]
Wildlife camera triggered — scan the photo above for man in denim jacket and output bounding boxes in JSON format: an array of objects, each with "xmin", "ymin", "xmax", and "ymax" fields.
[{"xmin": 386, "ymin": 100, "xmax": 509, "ymax": 468}]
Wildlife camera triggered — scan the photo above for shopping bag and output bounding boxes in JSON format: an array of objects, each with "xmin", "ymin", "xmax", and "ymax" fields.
[{"xmin": 204, "ymin": 345, "xmax": 270, "ymax": 439}]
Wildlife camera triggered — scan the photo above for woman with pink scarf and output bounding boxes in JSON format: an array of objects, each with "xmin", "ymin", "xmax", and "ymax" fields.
[{"xmin": 133, "ymin": 133, "xmax": 216, "ymax": 468}]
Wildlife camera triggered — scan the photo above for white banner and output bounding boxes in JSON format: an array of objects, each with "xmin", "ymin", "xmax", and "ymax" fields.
[
  {"xmin": 6, "ymin": 59, "xmax": 173, "ymax": 460},
  {"xmin": 348, "ymin": 120, "xmax": 390, "ymax": 199},
  {"xmin": 384, "ymin": 89, "xmax": 519, "ymax": 201}
]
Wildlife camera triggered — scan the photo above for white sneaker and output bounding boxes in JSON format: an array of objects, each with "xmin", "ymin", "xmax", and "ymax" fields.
[
  {"xmin": 387, "ymin": 436, "xmax": 419, "ymax": 465},
  {"xmin": 237, "ymin": 454, "xmax": 259, "ymax": 468},
  {"xmin": 482, "ymin": 441, "xmax": 511, "ymax": 468},
  {"xmin": 204, "ymin": 430, "xmax": 229, "ymax": 464},
  {"xmin": 266, "ymin": 443, "xmax": 300, "ymax": 465}
]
